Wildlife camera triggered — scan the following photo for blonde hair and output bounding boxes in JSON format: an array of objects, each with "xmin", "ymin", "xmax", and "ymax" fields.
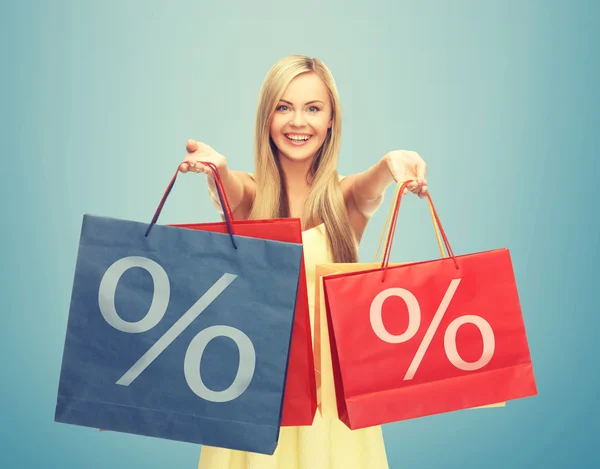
[{"xmin": 248, "ymin": 55, "xmax": 358, "ymax": 263}]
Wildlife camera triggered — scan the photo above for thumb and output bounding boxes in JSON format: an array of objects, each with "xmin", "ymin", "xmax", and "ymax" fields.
[{"xmin": 186, "ymin": 139, "xmax": 199, "ymax": 153}]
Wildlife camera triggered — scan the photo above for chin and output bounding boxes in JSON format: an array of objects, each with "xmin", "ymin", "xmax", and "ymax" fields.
[
  {"xmin": 277, "ymin": 140, "xmax": 325, "ymax": 164},
  {"xmin": 278, "ymin": 150, "xmax": 316, "ymax": 164}
]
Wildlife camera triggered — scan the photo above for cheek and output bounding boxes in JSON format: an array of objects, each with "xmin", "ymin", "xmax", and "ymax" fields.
[
  {"xmin": 270, "ymin": 115, "xmax": 285, "ymax": 139},
  {"xmin": 313, "ymin": 116, "xmax": 331, "ymax": 138}
]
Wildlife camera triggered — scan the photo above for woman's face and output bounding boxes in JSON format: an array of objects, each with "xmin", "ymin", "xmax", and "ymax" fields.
[{"xmin": 270, "ymin": 72, "xmax": 332, "ymax": 165}]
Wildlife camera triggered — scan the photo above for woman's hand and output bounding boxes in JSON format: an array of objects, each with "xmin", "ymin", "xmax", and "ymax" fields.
[
  {"xmin": 179, "ymin": 139, "xmax": 249, "ymax": 215},
  {"xmin": 384, "ymin": 150, "xmax": 428, "ymax": 198},
  {"xmin": 179, "ymin": 140, "xmax": 228, "ymax": 177}
]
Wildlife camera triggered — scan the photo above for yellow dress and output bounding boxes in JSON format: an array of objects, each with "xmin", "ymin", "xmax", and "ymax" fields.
[{"xmin": 197, "ymin": 222, "xmax": 389, "ymax": 469}]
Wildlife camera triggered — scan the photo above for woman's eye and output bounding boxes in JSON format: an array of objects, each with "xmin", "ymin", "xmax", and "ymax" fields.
[
  {"xmin": 308, "ymin": 106, "xmax": 319, "ymax": 113},
  {"xmin": 277, "ymin": 105, "xmax": 289, "ymax": 111}
]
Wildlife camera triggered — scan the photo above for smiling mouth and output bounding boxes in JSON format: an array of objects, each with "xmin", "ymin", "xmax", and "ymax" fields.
[{"xmin": 285, "ymin": 133, "xmax": 312, "ymax": 144}]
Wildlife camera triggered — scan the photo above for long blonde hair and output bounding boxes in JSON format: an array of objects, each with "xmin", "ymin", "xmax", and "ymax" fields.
[{"xmin": 248, "ymin": 55, "xmax": 358, "ymax": 263}]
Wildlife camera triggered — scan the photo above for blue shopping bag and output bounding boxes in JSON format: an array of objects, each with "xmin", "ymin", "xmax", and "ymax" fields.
[{"xmin": 54, "ymin": 165, "xmax": 303, "ymax": 455}]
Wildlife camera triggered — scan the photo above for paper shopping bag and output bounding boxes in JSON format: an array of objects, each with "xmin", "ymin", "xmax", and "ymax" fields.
[
  {"xmin": 314, "ymin": 185, "xmax": 504, "ymax": 419},
  {"xmin": 321, "ymin": 181, "xmax": 536, "ymax": 429},
  {"xmin": 55, "ymin": 165, "xmax": 304, "ymax": 455},
  {"xmin": 165, "ymin": 164, "xmax": 316, "ymax": 426},
  {"xmin": 314, "ymin": 263, "xmax": 404, "ymax": 419}
]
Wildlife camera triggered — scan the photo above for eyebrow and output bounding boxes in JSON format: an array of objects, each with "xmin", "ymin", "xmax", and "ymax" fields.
[{"xmin": 279, "ymin": 99, "xmax": 325, "ymax": 105}]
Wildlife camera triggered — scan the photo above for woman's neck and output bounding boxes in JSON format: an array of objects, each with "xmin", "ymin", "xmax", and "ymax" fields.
[{"xmin": 277, "ymin": 154, "xmax": 316, "ymax": 221}]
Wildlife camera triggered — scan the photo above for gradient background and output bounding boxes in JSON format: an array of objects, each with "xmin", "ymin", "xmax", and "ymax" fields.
[{"xmin": 2, "ymin": 1, "xmax": 598, "ymax": 468}]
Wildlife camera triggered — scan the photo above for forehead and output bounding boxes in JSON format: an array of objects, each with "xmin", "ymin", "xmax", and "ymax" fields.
[{"xmin": 281, "ymin": 72, "xmax": 329, "ymax": 103}]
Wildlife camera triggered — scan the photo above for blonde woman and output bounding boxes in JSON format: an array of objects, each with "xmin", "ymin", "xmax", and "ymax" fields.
[{"xmin": 180, "ymin": 55, "xmax": 428, "ymax": 469}]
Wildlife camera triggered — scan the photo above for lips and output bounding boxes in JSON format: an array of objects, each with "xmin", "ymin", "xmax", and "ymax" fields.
[{"xmin": 285, "ymin": 133, "xmax": 312, "ymax": 145}]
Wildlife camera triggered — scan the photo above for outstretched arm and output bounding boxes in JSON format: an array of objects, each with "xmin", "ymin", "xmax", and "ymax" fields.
[
  {"xmin": 340, "ymin": 150, "xmax": 428, "ymax": 241},
  {"xmin": 346, "ymin": 150, "xmax": 428, "ymax": 217}
]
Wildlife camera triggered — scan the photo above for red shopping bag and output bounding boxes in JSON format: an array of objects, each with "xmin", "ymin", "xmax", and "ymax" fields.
[
  {"xmin": 151, "ymin": 163, "xmax": 316, "ymax": 426},
  {"xmin": 322, "ymin": 180, "xmax": 537, "ymax": 429}
]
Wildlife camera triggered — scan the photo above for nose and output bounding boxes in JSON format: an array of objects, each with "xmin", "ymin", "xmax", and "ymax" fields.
[{"xmin": 289, "ymin": 110, "xmax": 306, "ymax": 127}]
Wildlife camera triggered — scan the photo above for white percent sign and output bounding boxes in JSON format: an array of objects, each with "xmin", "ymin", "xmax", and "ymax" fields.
[
  {"xmin": 370, "ymin": 278, "xmax": 495, "ymax": 380},
  {"xmin": 98, "ymin": 256, "xmax": 255, "ymax": 403}
]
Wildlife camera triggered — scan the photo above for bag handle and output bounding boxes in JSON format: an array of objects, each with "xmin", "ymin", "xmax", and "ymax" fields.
[
  {"xmin": 202, "ymin": 162, "xmax": 235, "ymax": 222},
  {"xmin": 144, "ymin": 162, "xmax": 238, "ymax": 250},
  {"xmin": 379, "ymin": 180, "xmax": 458, "ymax": 281},
  {"xmin": 374, "ymin": 182, "xmax": 446, "ymax": 263}
]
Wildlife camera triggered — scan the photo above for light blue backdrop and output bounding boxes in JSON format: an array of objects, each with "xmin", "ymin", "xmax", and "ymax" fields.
[{"xmin": 1, "ymin": 1, "xmax": 598, "ymax": 468}]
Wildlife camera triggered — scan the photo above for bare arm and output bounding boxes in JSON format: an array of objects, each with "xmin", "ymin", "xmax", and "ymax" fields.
[
  {"xmin": 207, "ymin": 169, "xmax": 255, "ymax": 220},
  {"xmin": 349, "ymin": 156, "xmax": 396, "ymax": 217},
  {"xmin": 338, "ymin": 162, "xmax": 392, "ymax": 244},
  {"xmin": 180, "ymin": 140, "xmax": 256, "ymax": 220},
  {"xmin": 340, "ymin": 151, "xmax": 429, "ymax": 240}
]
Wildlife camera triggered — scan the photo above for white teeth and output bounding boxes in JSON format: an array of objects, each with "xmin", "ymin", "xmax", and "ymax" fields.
[{"xmin": 286, "ymin": 135, "xmax": 310, "ymax": 142}]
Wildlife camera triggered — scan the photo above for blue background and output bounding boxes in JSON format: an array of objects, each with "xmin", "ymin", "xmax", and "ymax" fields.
[{"xmin": 1, "ymin": 0, "xmax": 597, "ymax": 468}]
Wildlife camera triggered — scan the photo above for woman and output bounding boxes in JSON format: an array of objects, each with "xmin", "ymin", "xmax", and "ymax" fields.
[{"xmin": 180, "ymin": 55, "xmax": 428, "ymax": 469}]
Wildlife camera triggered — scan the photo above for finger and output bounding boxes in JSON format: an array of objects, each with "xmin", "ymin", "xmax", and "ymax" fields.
[
  {"xmin": 183, "ymin": 160, "xmax": 202, "ymax": 173},
  {"xmin": 193, "ymin": 160, "xmax": 211, "ymax": 172},
  {"xmin": 403, "ymin": 187, "xmax": 409, "ymax": 195},
  {"xmin": 201, "ymin": 163, "xmax": 215, "ymax": 175},
  {"xmin": 419, "ymin": 185, "xmax": 428, "ymax": 198},
  {"xmin": 179, "ymin": 162, "xmax": 190, "ymax": 173},
  {"xmin": 196, "ymin": 161, "xmax": 212, "ymax": 174},
  {"xmin": 203, "ymin": 164, "xmax": 216, "ymax": 178},
  {"xmin": 186, "ymin": 139, "xmax": 199, "ymax": 153},
  {"xmin": 407, "ymin": 181, "xmax": 419, "ymax": 193}
]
